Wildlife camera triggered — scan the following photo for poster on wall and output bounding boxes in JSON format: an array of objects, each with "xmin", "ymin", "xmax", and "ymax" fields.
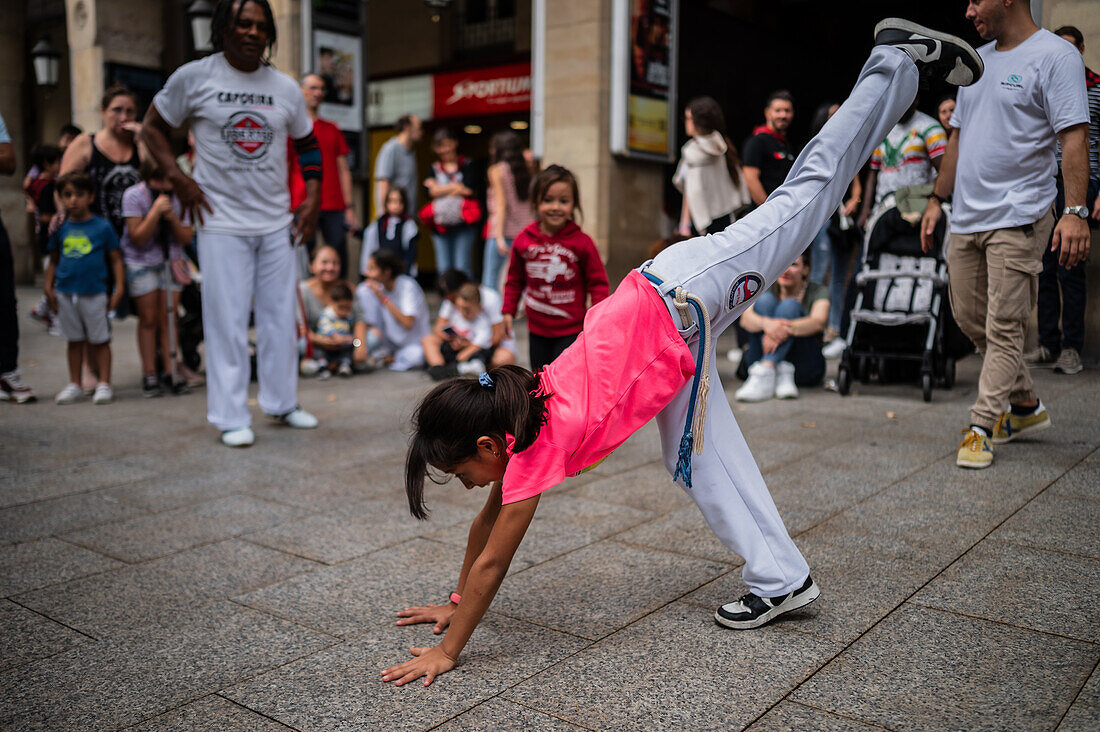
[
  {"xmin": 610, "ymin": 0, "xmax": 678, "ymax": 160},
  {"xmin": 314, "ymin": 29, "xmax": 363, "ymax": 131}
]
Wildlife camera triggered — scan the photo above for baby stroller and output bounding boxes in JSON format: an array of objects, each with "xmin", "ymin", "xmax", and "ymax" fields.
[{"xmin": 836, "ymin": 197, "xmax": 967, "ymax": 402}]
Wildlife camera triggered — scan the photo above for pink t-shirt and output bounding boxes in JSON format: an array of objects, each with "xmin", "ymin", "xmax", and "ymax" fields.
[{"xmin": 501, "ymin": 270, "xmax": 695, "ymax": 504}]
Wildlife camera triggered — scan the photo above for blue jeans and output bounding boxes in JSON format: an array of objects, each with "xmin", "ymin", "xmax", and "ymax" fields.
[
  {"xmin": 743, "ymin": 292, "xmax": 826, "ymax": 385},
  {"xmin": 808, "ymin": 221, "xmax": 851, "ymax": 333},
  {"xmin": 432, "ymin": 225, "xmax": 476, "ymax": 279},
  {"xmin": 482, "ymin": 237, "xmax": 512, "ymax": 292}
]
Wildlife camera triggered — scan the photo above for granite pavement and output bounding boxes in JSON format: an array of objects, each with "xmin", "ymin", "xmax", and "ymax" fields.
[{"xmin": 2, "ymin": 285, "xmax": 1098, "ymax": 730}]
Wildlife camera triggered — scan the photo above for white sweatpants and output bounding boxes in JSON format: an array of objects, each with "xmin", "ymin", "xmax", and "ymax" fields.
[
  {"xmin": 198, "ymin": 228, "xmax": 299, "ymax": 431},
  {"xmin": 647, "ymin": 46, "xmax": 919, "ymax": 596}
]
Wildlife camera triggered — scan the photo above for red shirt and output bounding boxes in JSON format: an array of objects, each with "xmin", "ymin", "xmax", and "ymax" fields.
[
  {"xmin": 502, "ymin": 221, "xmax": 610, "ymax": 338},
  {"xmin": 286, "ymin": 118, "xmax": 350, "ymax": 212},
  {"xmin": 502, "ymin": 270, "xmax": 695, "ymax": 504}
]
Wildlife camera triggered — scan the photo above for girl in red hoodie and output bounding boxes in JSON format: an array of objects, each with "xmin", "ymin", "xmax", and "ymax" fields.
[{"xmin": 501, "ymin": 165, "xmax": 609, "ymax": 370}]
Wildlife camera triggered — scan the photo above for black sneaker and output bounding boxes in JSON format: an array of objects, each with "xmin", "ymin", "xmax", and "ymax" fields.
[
  {"xmin": 142, "ymin": 374, "xmax": 163, "ymax": 398},
  {"xmin": 428, "ymin": 364, "xmax": 459, "ymax": 381},
  {"xmin": 715, "ymin": 576, "xmax": 820, "ymax": 630},
  {"xmin": 874, "ymin": 18, "xmax": 984, "ymax": 87}
]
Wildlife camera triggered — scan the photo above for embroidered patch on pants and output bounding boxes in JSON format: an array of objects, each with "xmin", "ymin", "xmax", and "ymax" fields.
[{"xmin": 727, "ymin": 271, "xmax": 764, "ymax": 311}]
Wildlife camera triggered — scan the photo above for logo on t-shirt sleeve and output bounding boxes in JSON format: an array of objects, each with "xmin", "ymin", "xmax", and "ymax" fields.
[{"xmin": 221, "ymin": 111, "xmax": 274, "ymax": 161}]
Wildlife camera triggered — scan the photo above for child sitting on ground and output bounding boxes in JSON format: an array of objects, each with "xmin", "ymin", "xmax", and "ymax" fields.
[
  {"xmin": 425, "ymin": 282, "xmax": 495, "ymax": 380},
  {"xmin": 45, "ymin": 172, "xmax": 124, "ymax": 404},
  {"xmin": 315, "ymin": 281, "xmax": 357, "ymax": 378}
]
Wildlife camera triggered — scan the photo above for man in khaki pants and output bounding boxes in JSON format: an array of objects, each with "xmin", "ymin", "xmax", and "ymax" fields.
[{"xmin": 921, "ymin": 0, "xmax": 1090, "ymax": 469}]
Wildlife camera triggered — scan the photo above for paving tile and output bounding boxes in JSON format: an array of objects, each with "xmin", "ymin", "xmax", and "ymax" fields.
[
  {"xmin": 799, "ymin": 456, "xmax": 1054, "ymax": 566},
  {"xmin": 765, "ymin": 438, "xmax": 941, "ymax": 514},
  {"xmin": 683, "ymin": 535, "xmax": 933, "ymax": 645},
  {"xmin": 0, "ymin": 492, "xmax": 147, "ymax": 546},
  {"xmin": 429, "ymin": 494, "xmax": 655, "ymax": 567},
  {"xmin": 60, "ymin": 495, "xmax": 308, "ymax": 562},
  {"xmin": 434, "ymin": 698, "xmax": 587, "ymax": 730},
  {"xmin": 791, "ymin": 604, "xmax": 1097, "ymax": 731},
  {"xmin": 615, "ymin": 504, "xmax": 743, "ymax": 563},
  {"xmin": 131, "ymin": 694, "xmax": 295, "ymax": 731},
  {"xmin": 244, "ymin": 498, "xmax": 474, "ymax": 565},
  {"xmin": 249, "ymin": 461, "xmax": 407, "ymax": 511},
  {"xmin": 571, "ymin": 461, "xmax": 693, "ymax": 514},
  {"xmin": 2, "ymin": 455, "xmax": 162, "ymax": 507},
  {"xmin": 1047, "ymin": 450, "xmax": 1100, "ymax": 503},
  {"xmin": 1058, "ymin": 703, "xmax": 1100, "ymax": 732},
  {"xmin": 0, "ymin": 602, "xmax": 335, "ymax": 730},
  {"xmin": 0, "ymin": 600, "xmax": 89, "ymax": 672},
  {"xmin": 16, "ymin": 539, "xmax": 320, "ymax": 638},
  {"xmin": 222, "ymin": 613, "xmax": 589, "ymax": 731},
  {"xmin": 746, "ymin": 701, "xmax": 883, "ymax": 731},
  {"xmin": 504, "ymin": 603, "xmax": 841, "ymax": 730},
  {"xmin": 491, "ymin": 540, "xmax": 731, "ymax": 640},
  {"xmin": 993, "ymin": 489, "xmax": 1100, "ymax": 559},
  {"xmin": 234, "ymin": 538, "xmax": 460, "ymax": 639},
  {"xmin": 913, "ymin": 539, "xmax": 1100, "ymax": 642},
  {"xmin": 0, "ymin": 538, "xmax": 123, "ymax": 597},
  {"xmin": 1080, "ymin": 665, "xmax": 1100, "ymax": 707}
]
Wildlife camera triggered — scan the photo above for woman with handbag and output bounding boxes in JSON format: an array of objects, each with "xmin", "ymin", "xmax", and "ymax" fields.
[
  {"xmin": 673, "ymin": 96, "xmax": 751, "ymax": 236},
  {"xmin": 421, "ymin": 128, "xmax": 480, "ymax": 280}
]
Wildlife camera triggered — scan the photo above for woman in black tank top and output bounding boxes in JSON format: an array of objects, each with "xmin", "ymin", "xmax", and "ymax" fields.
[
  {"xmin": 87, "ymin": 134, "xmax": 140, "ymax": 236},
  {"xmin": 59, "ymin": 84, "xmax": 141, "ymax": 236}
]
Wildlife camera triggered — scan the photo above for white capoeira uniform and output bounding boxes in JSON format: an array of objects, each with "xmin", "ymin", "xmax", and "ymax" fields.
[
  {"xmin": 154, "ymin": 53, "xmax": 313, "ymax": 431},
  {"xmin": 644, "ymin": 46, "xmax": 919, "ymax": 597}
]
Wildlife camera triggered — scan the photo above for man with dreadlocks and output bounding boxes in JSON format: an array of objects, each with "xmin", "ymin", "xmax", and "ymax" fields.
[{"xmin": 143, "ymin": 0, "xmax": 322, "ymax": 447}]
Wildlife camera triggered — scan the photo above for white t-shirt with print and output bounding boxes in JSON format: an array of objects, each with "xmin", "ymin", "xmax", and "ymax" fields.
[
  {"xmin": 356, "ymin": 275, "xmax": 431, "ymax": 348},
  {"xmin": 446, "ymin": 307, "xmax": 494, "ymax": 350},
  {"xmin": 153, "ymin": 53, "xmax": 312, "ymax": 234},
  {"xmin": 438, "ymin": 285, "xmax": 516, "ymax": 353},
  {"xmin": 950, "ymin": 30, "xmax": 1088, "ymax": 234}
]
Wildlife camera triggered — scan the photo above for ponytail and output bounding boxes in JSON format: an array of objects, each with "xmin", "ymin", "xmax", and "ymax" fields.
[{"xmin": 404, "ymin": 365, "xmax": 550, "ymax": 519}]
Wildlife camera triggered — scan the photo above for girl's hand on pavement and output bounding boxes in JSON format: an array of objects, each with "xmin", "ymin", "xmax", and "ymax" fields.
[
  {"xmin": 395, "ymin": 602, "xmax": 456, "ymax": 634},
  {"xmin": 381, "ymin": 645, "xmax": 456, "ymax": 687}
]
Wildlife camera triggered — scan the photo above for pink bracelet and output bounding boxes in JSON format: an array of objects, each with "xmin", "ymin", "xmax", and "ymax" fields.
[{"xmin": 449, "ymin": 592, "xmax": 461, "ymax": 605}]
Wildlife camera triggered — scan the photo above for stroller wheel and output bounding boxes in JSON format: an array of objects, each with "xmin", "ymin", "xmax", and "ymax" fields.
[
  {"xmin": 837, "ymin": 365, "xmax": 852, "ymax": 396},
  {"xmin": 857, "ymin": 356, "xmax": 870, "ymax": 383},
  {"xmin": 943, "ymin": 358, "xmax": 956, "ymax": 389},
  {"xmin": 877, "ymin": 357, "xmax": 889, "ymax": 384},
  {"xmin": 921, "ymin": 371, "xmax": 933, "ymax": 402}
]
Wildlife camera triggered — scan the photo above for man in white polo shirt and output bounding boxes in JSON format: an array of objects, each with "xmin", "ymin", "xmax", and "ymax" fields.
[
  {"xmin": 921, "ymin": 0, "xmax": 1090, "ymax": 469},
  {"xmin": 142, "ymin": 0, "xmax": 323, "ymax": 447}
]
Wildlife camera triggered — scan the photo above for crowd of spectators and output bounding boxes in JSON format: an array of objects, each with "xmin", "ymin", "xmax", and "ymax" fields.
[{"xmin": 3, "ymin": 14, "xmax": 1096, "ymax": 431}]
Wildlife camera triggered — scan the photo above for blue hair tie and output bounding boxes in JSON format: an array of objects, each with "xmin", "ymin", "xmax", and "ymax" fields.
[{"xmin": 478, "ymin": 372, "xmax": 494, "ymax": 388}]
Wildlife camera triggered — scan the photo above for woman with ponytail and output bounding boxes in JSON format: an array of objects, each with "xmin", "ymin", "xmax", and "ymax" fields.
[{"xmin": 674, "ymin": 96, "xmax": 751, "ymax": 236}]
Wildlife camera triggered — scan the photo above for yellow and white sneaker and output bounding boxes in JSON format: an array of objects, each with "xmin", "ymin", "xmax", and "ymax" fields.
[
  {"xmin": 992, "ymin": 403, "xmax": 1051, "ymax": 444},
  {"xmin": 957, "ymin": 428, "xmax": 993, "ymax": 469}
]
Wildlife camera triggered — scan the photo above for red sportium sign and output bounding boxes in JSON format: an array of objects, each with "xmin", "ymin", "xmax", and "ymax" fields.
[{"xmin": 432, "ymin": 62, "xmax": 531, "ymax": 119}]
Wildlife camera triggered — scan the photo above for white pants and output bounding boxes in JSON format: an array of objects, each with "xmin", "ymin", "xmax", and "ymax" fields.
[
  {"xmin": 198, "ymin": 228, "xmax": 299, "ymax": 431},
  {"xmin": 648, "ymin": 46, "xmax": 918, "ymax": 596}
]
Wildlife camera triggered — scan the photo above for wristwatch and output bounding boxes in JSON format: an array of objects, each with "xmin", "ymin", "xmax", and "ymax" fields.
[
  {"xmin": 352, "ymin": 338, "xmax": 362, "ymax": 348},
  {"xmin": 1063, "ymin": 205, "xmax": 1089, "ymax": 219}
]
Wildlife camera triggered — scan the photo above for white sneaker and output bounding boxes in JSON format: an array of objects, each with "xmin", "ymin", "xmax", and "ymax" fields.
[
  {"xmin": 274, "ymin": 407, "xmax": 318, "ymax": 429},
  {"xmin": 775, "ymin": 362, "xmax": 799, "ymax": 399},
  {"xmin": 221, "ymin": 427, "xmax": 255, "ymax": 447},
  {"xmin": 726, "ymin": 347, "xmax": 743, "ymax": 366},
  {"xmin": 457, "ymin": 359, "xmax": 487, "ymax": 376},
  {"xmin": 735, "ymin": 361, "xmax": 776, "ymax": 402},
  {"xmin": 821, "ymin": 338, "xmax": 846, "ymax": 360},
  {"xmin": 299, "ymin": 358, "xmax": 322, "ymax": 377},
  {"xmin": 55, "ymin": 382, "xmax": 84, "ymax": 404},
  {"xmin": 92, "ymin": 383, "xmax": 114, "ymax": 404}
]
